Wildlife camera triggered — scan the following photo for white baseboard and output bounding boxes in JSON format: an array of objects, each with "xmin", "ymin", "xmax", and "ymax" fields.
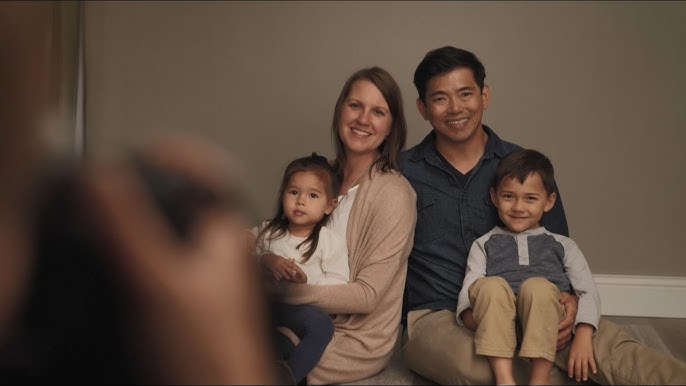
[{"xmin": 593, "ymin": 274, "xmax": 686, "ymax": 318}]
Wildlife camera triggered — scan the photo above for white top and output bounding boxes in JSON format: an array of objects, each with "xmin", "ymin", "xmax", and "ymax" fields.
[
  {"xmin": 329, "ymin": 184, "xmax": 359, "ymax": 243},
  {"xmin": 253, "ymin": 222, "xmax": 349, "ymax": 285}
]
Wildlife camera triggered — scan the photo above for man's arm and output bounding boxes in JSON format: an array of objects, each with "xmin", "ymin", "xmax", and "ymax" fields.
[{"xmin": 558, "ymin": 291, "xmax": 579, "ymax": 350}]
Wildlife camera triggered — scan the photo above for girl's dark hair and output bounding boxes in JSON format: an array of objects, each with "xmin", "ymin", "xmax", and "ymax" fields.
[
  {"xmin": 331, "ymin": 66, "xmax": 407, "ymax": 177},
  {"xmin": 493, "ymin": 148, "xmax": 556, "ymax": 195},
  {"xmin": 257, "ymin": 153, "xmax": 338, "ymax": 262}
]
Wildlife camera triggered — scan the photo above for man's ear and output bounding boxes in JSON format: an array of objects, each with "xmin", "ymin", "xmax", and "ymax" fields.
[
  {"xmin": 481, "ymin": 84, "xmax": 491, "ymax": 110},
  {"xmin": 490, "ymin": 187, "xmax": 498, "ymax": 207},
  {"xmin": 544, "ymin": 192, "xmax": 557, "ymax": 212},
  {"xmin": 416, "ymin": 98, "xmax": 429, "ymax": 121}
]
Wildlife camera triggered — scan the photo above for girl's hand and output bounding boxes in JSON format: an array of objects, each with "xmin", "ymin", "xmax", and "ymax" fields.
[
  {"xmin": 260, "ymin": 253, "xmax": 298, "ymax": 282},
  {"xmin": 282, "ymin": 259, "xmax": 307, "ymax": 283},
  {"xmin": 567, "ymin": 323, "xmax": 597, "ymax": 382}
]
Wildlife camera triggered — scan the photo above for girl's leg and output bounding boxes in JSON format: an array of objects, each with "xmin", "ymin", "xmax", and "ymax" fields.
[
  {"xmin": 488, "ymin": 356, "xmax": 516, "ymax": 385},
  {"xmin": 272, "ymin": 303, "xmax": 334, "ymax": 384}
]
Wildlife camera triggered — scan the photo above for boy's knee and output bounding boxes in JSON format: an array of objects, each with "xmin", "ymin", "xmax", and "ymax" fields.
[
  {"xmin": 470, "ymin": 276, "xmax": 512, "ymax": 298},
  {"xmin": 518, "ymin": 277, "xmax": 558, "ymax": 301}
]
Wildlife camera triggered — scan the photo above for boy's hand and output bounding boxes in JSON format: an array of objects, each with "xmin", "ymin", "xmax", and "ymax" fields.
[
  {"xmin": 557, "ymin": 291, "xmax": 579, "ymax": 350},
  {"xmin": 567, "ymin": 323, "xmax": 597, "ymax": 382}
]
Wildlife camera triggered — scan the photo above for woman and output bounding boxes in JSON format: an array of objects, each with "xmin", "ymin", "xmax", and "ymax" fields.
[{"xmin": 274, "ymin": 67, "xmax": 417, "ymax": 384}]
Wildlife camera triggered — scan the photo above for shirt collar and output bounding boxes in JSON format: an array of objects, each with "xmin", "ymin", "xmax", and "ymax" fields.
[{"xmin": 409, "ymin": 124, "xmax": 511, "ymax": 163}]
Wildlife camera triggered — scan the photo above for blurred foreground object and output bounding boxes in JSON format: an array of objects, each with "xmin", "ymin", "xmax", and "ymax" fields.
[{"xmin": 0, "ymin": 2, "xmax": 275, "ymax": 383}]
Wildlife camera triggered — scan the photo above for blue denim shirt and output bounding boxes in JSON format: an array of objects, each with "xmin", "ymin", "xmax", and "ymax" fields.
[{"xmin": 399, "ymin": 126, "xmax": 569, "ymax": 319}]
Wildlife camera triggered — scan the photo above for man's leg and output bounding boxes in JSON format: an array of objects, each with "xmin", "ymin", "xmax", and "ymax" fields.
[
  {"xmin": 554, "ymin": 318, "xmax": 686, "ymax": 385},
  {"xmin": 402, "ymin": 308, "xmax": 562, "ymax": 385}
]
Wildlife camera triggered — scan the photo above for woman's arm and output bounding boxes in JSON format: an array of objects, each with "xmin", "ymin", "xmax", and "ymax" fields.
[{"xmin": 278, "ymin": 178, "xmax": 416, "ymax": 314}]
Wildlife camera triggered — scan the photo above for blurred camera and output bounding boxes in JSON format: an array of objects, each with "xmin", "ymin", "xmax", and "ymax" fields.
[{"xmin": 0, "ymin": 155, "xmax": 222, "ymax": 382}]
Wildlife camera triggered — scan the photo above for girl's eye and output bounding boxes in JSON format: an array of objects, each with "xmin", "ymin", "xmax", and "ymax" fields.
[
  {"xmin": 309, "ymin": 193, "xmax": 319, "ymax": 199},
  {"xmin": 526, "ymin": 196, "xmax": 538, "ymax": 202},
  {"xmin": 288, "ymin": 190, "xmax": 298, "ymax": 196}
]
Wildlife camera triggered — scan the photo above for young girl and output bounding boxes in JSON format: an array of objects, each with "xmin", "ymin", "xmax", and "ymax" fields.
[{"xmin": 253, "ymin": 153, "xmax": 349, "ymax": 385}]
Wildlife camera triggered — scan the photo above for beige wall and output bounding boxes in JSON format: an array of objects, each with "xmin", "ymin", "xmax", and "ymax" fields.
[{"xmin": 84, "ymin": 1, "xmax": 686, "ymax": 277}]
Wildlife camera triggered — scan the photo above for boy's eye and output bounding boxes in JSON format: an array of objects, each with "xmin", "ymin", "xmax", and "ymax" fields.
[
  {"xmin": 309, "ymin": 193, "xmax": 319, "ymax": 199},
  {"xmin": 526, "ymin": 196, "xmax": 538, "ymax": 201},
  {"xmin": 502, "ymin": 193, "xmax": 514, "ymax": 199}
]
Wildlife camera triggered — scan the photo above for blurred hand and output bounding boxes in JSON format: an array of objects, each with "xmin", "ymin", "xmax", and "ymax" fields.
[{"xmin": 82, "ymin": 136, "xmax": 275, "ymax": 384}]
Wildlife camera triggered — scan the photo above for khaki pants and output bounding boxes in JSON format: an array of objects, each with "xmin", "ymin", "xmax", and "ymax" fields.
[
  {"xmin": 402, "ymin": 304, "xmax": 686, "ymax": 385},
  {"xmin": 469, "ymin": 276, "xmax": 563, "ymax": 363}
]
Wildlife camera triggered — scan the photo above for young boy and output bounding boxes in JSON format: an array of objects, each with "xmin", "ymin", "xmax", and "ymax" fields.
[{"xmin": 455, "ymin": 148, "xmax": 600, "ymax": 385}]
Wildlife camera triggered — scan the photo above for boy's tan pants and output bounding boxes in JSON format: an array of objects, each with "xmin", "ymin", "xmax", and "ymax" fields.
[{"xmin": 468, "ymin": 276, "xmax": 563, "ymax": 363}]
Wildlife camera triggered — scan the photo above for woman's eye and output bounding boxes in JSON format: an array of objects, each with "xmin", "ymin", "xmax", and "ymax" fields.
[
  {"xmin": 349, "ymin": 102, "xmax": 360, "ymax": 109},
  {"xmin": 373, "ymin": 109, "xmax": 386, "ymax": 117}
]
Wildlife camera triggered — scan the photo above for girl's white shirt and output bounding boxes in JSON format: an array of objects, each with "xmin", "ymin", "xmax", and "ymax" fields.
[
  {"xmin": 329, "ymin": 184, "xmax": 359, "ymax": 243},
  {"xmin": 253, "ymin": 222, "xmax": 349, "ymax": 285}
]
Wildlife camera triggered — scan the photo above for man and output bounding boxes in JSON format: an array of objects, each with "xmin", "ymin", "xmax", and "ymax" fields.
[{"xmin": 399, "ymin": 46, "xmax": 686, "ymax": 384}]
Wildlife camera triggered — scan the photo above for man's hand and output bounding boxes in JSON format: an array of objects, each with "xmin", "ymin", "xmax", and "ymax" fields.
[
  {"xmin": 460, "ymin": 308, "xmax": 478, "ymax": 332},
  {"xmin": 557, "ymin": 291, "xmax": 579, "ymax": 350}
]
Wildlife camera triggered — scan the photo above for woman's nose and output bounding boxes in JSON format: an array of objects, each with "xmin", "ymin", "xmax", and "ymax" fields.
[{"xmin": 356, "ymin": 110, "xmax": 371, "ymax": 124}]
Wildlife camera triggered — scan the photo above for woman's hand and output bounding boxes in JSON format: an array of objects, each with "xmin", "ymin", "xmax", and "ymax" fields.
[
  {"xmin": 557, "ymin": 291, "xmax": 579, "ymax": 350},
  {"xmin": 566, "ymin": 323, "xmax": 597, "ymax": 382}
]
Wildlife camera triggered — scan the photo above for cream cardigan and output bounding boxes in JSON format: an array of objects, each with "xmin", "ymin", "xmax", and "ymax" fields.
[{"xmin": 279, "ymin": 167, "xmax": 417, "ymax": 384}]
